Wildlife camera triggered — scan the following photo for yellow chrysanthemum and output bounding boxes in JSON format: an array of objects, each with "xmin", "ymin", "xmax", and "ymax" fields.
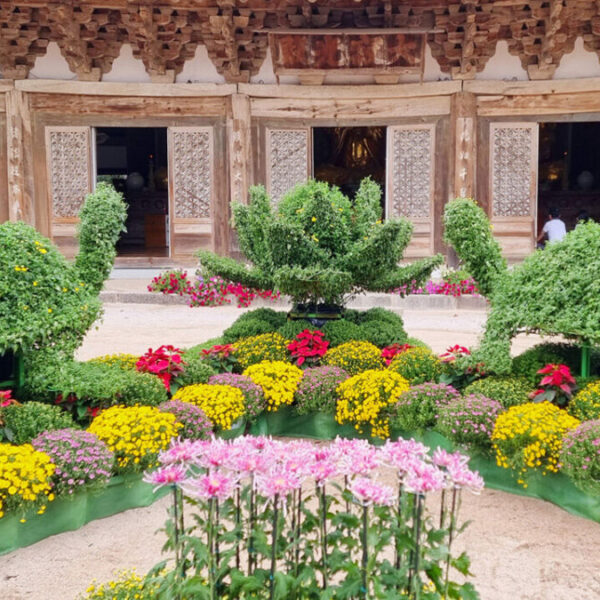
[
  {"xmin": 243, "ymin": 360, "xmax": 303, "ymax": 411},
  {"xmin": 173, "ymin": 384, "xmax": 245, "ymax": 431},
  {"xmin": 492, "ymin": 401, "xmax": 579, "ymax": 487},
  {"xmin": 323, "ymin": 341, "xmax": 382, "ymax": 376},
  {"xmin": 336, "ymin": 369, "xmax": 410, "ymax": 439},
  {"xmin": 88, "ymin": 405, "xmax": 181, "ymax": 473}
]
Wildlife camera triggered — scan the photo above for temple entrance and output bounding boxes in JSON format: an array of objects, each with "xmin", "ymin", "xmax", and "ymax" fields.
[
  {"xmin": 95, "ymin": 127, "xmax": 169, "ymax": 257},
  {"xmin": 538, "ymin": 122, "xmax": 600, "ymax": 237},
  {"xmin": 313, "ymin": 127, "xmax": 386, "ymax": 208}
]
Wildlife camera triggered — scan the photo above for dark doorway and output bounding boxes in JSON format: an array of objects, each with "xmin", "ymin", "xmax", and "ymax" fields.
[
  {"xmin": 313, "ymin": 127, "xmax": 386, "ymax": 207},
  {"xmin": 538, "ymin": 122, "xmax": 600, "ymax": 235},
  {"xmin": 96, "ymin": 127, "xmax": 169, "ymax": 256}
]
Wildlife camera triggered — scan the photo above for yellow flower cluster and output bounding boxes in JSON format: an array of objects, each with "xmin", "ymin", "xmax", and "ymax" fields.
[
  {"xmin": 82, "ymin": 569, "xmax": 159, "ymax": 600},
  {"xmin": 492, "ymin": 401, "xmax": 580, "ymax": 487},
  {"xmin": 568, "ymin": 381, "xmax": 600, "ymax": 421},
  {"xmin": 234, "ymin": 333, "xmax": 290, "ymax": 369},
  {"xmin": 0, "ymin": 443, "xmax": 55, "ymax": 519},
  {"xmin": 173, "ymin": 384, "xmax": 245, "ymax": 431},
  {"xmin": 243, "ymin": 360, "xmax": 304, "ymax": 411},
  {"xmin": 388, "ymin": 347, "xmax": 442, "ymax": 385},
  {"xmin": 323, "ymin": 341, "xmax": 383, "ymax": 376},
  {"xmin": 336, "ymin": 370, "xmax": 410, "ymax": 439},
  {"xmin": 88, "ymin": 406, "xmax": 181, "ymax": 473},
  {"xmin": 88, "ymin": 353, "xmax": 140, "ymax": 371}
]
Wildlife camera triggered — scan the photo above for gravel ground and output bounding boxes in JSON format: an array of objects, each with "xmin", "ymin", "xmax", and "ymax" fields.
[{"xmin": 1, "ymin": 302, "xmax": 599, "ymax": 600}]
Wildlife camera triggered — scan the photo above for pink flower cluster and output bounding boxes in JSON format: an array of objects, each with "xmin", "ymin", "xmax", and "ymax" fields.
[
  {"xmin": 144, "ymin": 436, "xmax": 484, "ymax": 503},
  {"xmin": 393, "ymin": 279, "xmax": 480, "ymax": 298}
]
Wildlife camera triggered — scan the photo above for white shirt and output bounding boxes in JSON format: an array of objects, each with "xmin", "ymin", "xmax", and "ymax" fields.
[{"xmin": 542, "ymin": 218, "xmax": 567, "ymax": 242}]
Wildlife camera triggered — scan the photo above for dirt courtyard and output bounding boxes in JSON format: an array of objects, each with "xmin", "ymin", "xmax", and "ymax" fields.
[{"xmin": 1, "ymin": 302, "xmax": 599, "ymax": 600}]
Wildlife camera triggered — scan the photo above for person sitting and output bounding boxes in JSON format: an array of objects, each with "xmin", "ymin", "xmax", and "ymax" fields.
[{"xmin": 537, "ymin": 207, "xmax": 566, "ymax": 247}]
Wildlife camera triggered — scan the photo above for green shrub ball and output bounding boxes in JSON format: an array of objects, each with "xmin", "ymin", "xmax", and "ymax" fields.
[
  {"xmin": 1, "ymin": 402, "xmax": 76, "ymax": 444},
  {"xmin": 463, "ymin": 375, "xmax": 533, "ymax": 409},
  {"xmin": 222, "ymin": 318, "xmax": 275, "ymax": 344},
  {"xmin": 321, "ymin": 319, "xmax": 364, "ymax": 347}
]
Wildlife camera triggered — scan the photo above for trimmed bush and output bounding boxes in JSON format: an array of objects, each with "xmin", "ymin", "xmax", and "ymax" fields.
[
  {"xmin": 386, "ymin": 382, "xmax": 461, "ymax": 431},
  {"xmin": 1, "ymin": 401, "xmax": 75, "ymax": 444},
  {"xmin": 358, "ymin": 321, "xmax": 407, "ymax": 348},
  {"xmin": 321, "ymin": 319, "xmax": 364, "ymax": 347},
  {"xmin": 388, "ymin": 347, "xmax": 442, "ymax": 385},
  {"xmin": 175, "ymin": 355, "xmax": 218, "ymax": 388},
  {"xmin": 463, "ymin": 376, "xmax": 532, "ymax": 409},
  {"xmin": 55, "ymin": 362, "xmax": 168, "ymax": 422},
  {"xmin": 222, "ymin": 318, "xmax": 274, "ymax": 344},
  {"xmin": 294, "ymin": 366, "xmax": 349, "ymax": 415},
  {"xmin": 278, "ymin": 319, "xmax": 314, "ymax": 341},
  {"xmin": 234, "ymin": 308, "xmax": 287, "ymax": 329}
]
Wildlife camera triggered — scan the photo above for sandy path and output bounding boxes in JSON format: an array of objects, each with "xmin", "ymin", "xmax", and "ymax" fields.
[{"xmin": 2, "ymin": 303, "xmax": 598, "ymax": 599}]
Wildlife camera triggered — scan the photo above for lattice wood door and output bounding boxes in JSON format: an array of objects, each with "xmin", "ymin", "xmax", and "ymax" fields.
[
  {"xmin": 168, "ymin": 126, "xmax": 214, "ymax": 257},
  {"xmin": 45, "ymin": 126, "xmax": 93, "ymax": 257},
  {"xmin": 489, "ymin": 122, "xmax": 539, "ymax": 259},
  {"xmin": 265, "ymin": 128, "xmax": 311, "ymax": 204},
  {"xmin": 386, "ymin": 124, "xmax": 436, "ymax": 258}
]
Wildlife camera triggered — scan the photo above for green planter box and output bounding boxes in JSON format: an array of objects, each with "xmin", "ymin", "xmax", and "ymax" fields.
[{"xmin": 0, "ymin": 473, "xmax": 169, "ymax": 556}]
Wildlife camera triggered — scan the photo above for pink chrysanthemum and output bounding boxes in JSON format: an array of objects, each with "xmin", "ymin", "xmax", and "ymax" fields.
[
  {"xmin": 350, "ymin": 477, "xmax": 395, "ymax": 506},
  {"xmin": 144, "ymin": 464, "xmax": 187, "ymax": 490},
  {"xmin": 185, "ymin": 472, "xmax": 237, "ymax": 500},
  {"xmin": 256, "ymin": 470, "xmax": 302, "ymax": 498}
]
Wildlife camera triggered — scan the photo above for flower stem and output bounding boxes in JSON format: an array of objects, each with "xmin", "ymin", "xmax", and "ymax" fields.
[
  {"xmin": 319, "ymin": 484, "xmax": 328, "ymax": 590},
  {"xmin": 444, "ymin": 488, "xmax": 461, "ymax": 595},
  {"xmin": 207, "ymin": 498, "xmax": 216, "ymax": 600},
  {"xmin": 361, "ymin": 503, "xmax": 369, "ymax": 600},
  {"xmin": 411, "ymin": 494, "xmax": 424, "ymax": 598},
  {"xmin": 269, "ymin": 494, "xmax": 279, "ymax": 600}
]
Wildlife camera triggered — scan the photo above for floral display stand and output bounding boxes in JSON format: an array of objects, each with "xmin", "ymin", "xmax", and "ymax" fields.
[{"xmin": 0, "ymin": 473, "xmax": 169, "ymax": 556}]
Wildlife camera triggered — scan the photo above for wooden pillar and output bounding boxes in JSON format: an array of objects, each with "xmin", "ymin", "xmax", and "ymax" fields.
[
  {"xmin": 0, "ymin": 93, "xmax": 8, "ymax": 223},
  {"xmin": 228, "ymin": 93, "xmax": 252, "ymax": 205},
  {"xmin": 450, "ymin": 91, "xmax": 477, "ymax": 200},
  {"xmin": 5, "ymin": 89, "xmax": 34, "ymax": 224}
]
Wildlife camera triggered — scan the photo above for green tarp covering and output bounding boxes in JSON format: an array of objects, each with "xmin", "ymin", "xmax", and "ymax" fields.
[{"xmin": 0, "ymin": 473, "xmax": 169, "ymax": 556}]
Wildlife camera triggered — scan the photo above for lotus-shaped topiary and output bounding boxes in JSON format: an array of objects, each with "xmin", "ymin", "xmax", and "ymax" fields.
[{"xmin": 198, "ymin": 178, "xmax": 442, "ymax": 308}]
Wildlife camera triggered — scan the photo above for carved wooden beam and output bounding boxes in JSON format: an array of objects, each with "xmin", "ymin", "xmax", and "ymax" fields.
[{"xmin": 0, "ymin": 5, "xmax": 48, "ymax": 79}]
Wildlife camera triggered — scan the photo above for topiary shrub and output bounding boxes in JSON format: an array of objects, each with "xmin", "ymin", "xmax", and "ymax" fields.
[
  {"xmin": 234, "ymin": 308, "xmax": 287, "ymax": 329},
  {"xmin": 321, "ymin": 319, "xmax": 364, "ymax": 347},
  {"xmin": 323, "ymin": 341, "xmax": 383, "ymax": 376},
  {"xmin": 436, "ymin": 394, "xmax": 504, "ymax": 453},
  {"xmin": 198, "ymin": 178, "xmax": 442, "ymax": 307},
  {"xmin": 388, "ymin": 347, "xmax": 442, "ymax": 385},
  {"xmin": 463, "ymin": 376, "xmax": 532, "ymax": 409},
  {"xmin": 0, "ymin": 183, "xmax": 127, "ymax": 400},
  {"xmin": 294, "ymin": 366, "xmax": 349, "ymax": 415},
  {"xmin": 54, "ymin": 361, "xmax": 168, "ymax": 423},
  {"xmin": 222, "ymin": 318, "xmax": 275, "ymax": 344},
  {"xmin": 568, "ymin": 381, "xmax": 600, "ymax": 421},
  {"xmin": 359, "ymin": 307, "xmax": 405, "ymax": 328},
  {"xmin": 357, "ymin": 321, "xmax": 407, "ymax": 348},
  {"xmin": 278, "ymin": 319, "xmax": 315, "ymax": 341},
  {"xmin": 386, "ymin": 382, "xmax": 461, "ymax": 431},
  {"xmin": 445, "ymin": 198, "xmax": 600, "ymax": 374},
  {"xmin": 0, "ymin": 401, "xmax": 76, "ymax": 444},
  {"xmin": 234, "ymin": 333, "xmax": 290, "ymax": 369},
  {"xmin": 158, "ymin": 400, "xmax": 213, "ymax": 440}
]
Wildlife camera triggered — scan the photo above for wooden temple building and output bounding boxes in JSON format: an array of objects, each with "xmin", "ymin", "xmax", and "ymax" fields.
[{"xmin": 3, "ymin": 0, "xmax": 600, "ymax": 264}]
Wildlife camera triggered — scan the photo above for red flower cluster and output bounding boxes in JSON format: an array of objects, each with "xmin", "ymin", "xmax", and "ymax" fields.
[
  {"xmin": 439, "ymin": 345, "xmax": 471, "ymax": 363},
  {"xmin": 147, "ymin": 270, "xmax": 193, "ymax": 296},
  {"xmin": 136, "ymin": 345, "xmax": 186, "ymax": 391},
  {"xmin": 201, "ymin": 344, "xmax": 238, "ymax": 372},
  {"xmin": 0, "ymin": 390, "xmax": 17, "ymax": 408},
  {"xmin": 287, "ymin": 330, "xmax": 330, "ymax": 367},
  {"xmin": 381, "ymin": 343, "xmax": 413, "ymax": 366},
  {"xmin": 531, "ymin": 363, "xmax": 577, "ymax": 407}
]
